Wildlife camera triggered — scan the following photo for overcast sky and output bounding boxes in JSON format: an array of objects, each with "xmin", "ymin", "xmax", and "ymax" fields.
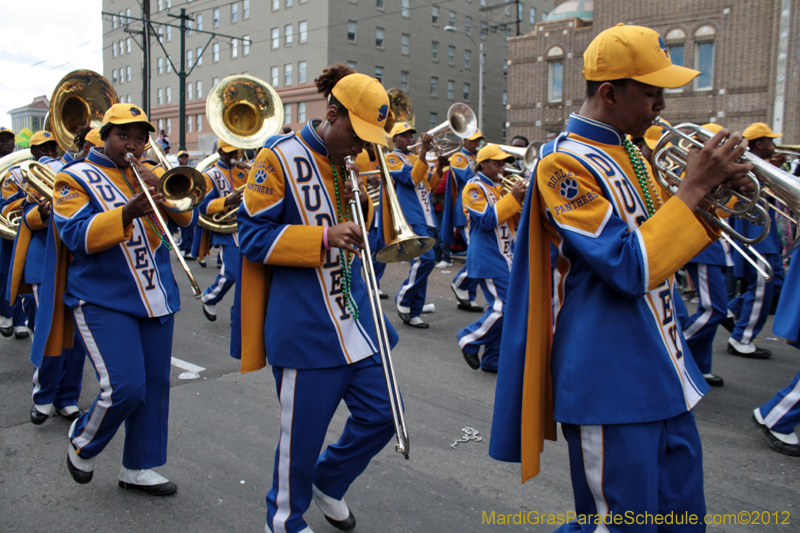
[{"xmin": 0, "ymin": 1, "xmax": 104, "ymax": 128}]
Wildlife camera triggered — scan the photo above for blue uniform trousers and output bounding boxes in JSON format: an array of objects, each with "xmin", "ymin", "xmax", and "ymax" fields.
[
  {"xmin": 557, "ymin": 411, "xmax": 705, "ymax": 533},
  {"xmin": 757, "ymin": 370, "xmax": 800, "ymax": 436},
  {"xmin": 729, "ymin": 253, "xmax": 782, "ymax": 344},
  {"xmin": 31, "ymin": 285, "xmax": 85, "ymax": 410},
  {"xmin": 457, "ymin": 275, "xmax": 508, "ymax": 371},
  {"xmin": 0, "ymin": 270, "xmax": 29, "ymax": 328},
  {"xmin": 266, "ymin": 357, "xmax": 396, "ymax": 533},
  {"xmin": 202, "ymin": 244, "xmax": 238, "ymax": 306},
  {"xmin": 682, "ymin": 264, "xmax": 727, "ymax": 374},
  {"xmin": 69, "ymin": 303, "xmax": 173, "ymax": 469},
  {"xmin": 396, "ymin": 225, "xmax": 435, "ymax": 318},
  {"xmin": 451, "ymin": 226, "xmax": 478, "ymax": 301},
  {"xmin": 178, "ymin": 223, "xmax": 196, "ymax": 257}
]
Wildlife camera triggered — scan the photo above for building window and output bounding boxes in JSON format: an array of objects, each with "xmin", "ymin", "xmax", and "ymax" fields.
[
  {"xmin": 401, "ymin": 34, "xmax": 409, "ymax": 55},
  {"xmin": 548, "ymin": 61, "xmax": 563, "ymax": 102},
  {"xmin": 113, "ymin": 70, "xmax": 118, "ymax": 84},
  {"xmin": 448, "ymin": 46, "xmax": 456, "ymax": 65},
  {"xmin": 480, "ymin": 21, "xmax": 488, "ymax": 39},
  {"xmin": 299, "ymin": 21, "xmax": 307, "ymax": 43},
  {"xmin": 197, "ymin": 114, "xmax": 203, "ymax": 132},
  {"xmin": 213, "ymin": 43, "xmax": 220, "ymax": 62},
  {"xmin": 465, "ymin": 16, "xmax": 472, "ymax": 34},
  {"xmin": 430, "ymin": 112, "xmax": 438, "ymax": 129},
  {"xmin": 375, "ymin": 66, "xmax": 383, "ymax": 83},
  {"xmin": 188, "ymin": 19, "xmax": 193, "ymax": 35},
  {"xmin": 286, "ymin": 0, "xmax": 293, "ymax": 7},
  {"xmin": 197, "ymin": 47, "xmax": 203, "ymax": 66},
  {"xmin": 298, "ymin": 60, "xmax": 307, "ymax": 83},
  {"xmin": 167, "ymin": 118, "xmax": 172, "ymax": 135},
  {"xmin": 212, "ymin": 76, "xmax": 219, "ymax": 88},
  {"xmin": 167, "ymin": 26, "xmax": 172, "ymax": 41},
  {"xmin": 401, "ymin": 71, "xmax": 409, "ymax": 91},
  {"xmin": 298, "ymin": 102, "xmax": 306, "ymax": 122},
  {"xmin": 669, "ymin": 44, "xmax": 685, "ymax": 67},
  {"xmin": 187, "ymin": 49, "xmax": 194, "ymax": 68},
  {"xmin": 449, "ymin": 11, "xmax": 456, "ymax": 27},
  {"xmin": 231, "ymin": 2, "xmax": 238, "ymax": 22},
  {"xmin": 272, "ymin": 28, "xmax": 280, "ymax": 49},
  {"xmin": 196, "ymin": 81, "xmax": 203, "ymax": 99},
  {"xmin": 285, "ymin": 24, "xmax": 293, "ymax": 45},
  {"xmin": 377, "ymin": 0, "xmax": 384, "ymax": 10},
  {"xmin": 112, "ymin": 13, "xmax": 117, "ymax": 29},
  {"xmin": 284, "ymin": 63, "xmax": 293, "ymax": 86},
  {"xmin": 272, "ymin": 0, "xmax": 279, "ymax": 11},
  {"xmin": 401, "ymin": 0, "xmax": 409, "ymax": 18},
  {"xmin": 447, "ymin": 80, "xmax": 454, "ymax": 100},
  {"xmin": 243, "ymin": 36, "xmax": 250, "ymax": 56},
  {"xmin": 694, "ymin": 41, "xmax": 714, "ymax": 90},
  {"xmin": 157, "ymin": 1, "xmax": 163, "ymax": 12},
  {"xmin": 112, "ymin": 42, "xmax": 117, "ymax": 57},
  {"xmin": 463, "ymin": 82, "xmax": 470, "ymax": 101},
  {"xmin": 126, "ymin": 65, "xmax": 131, "ymax": 82},
  {"xmin": 126, "ymin": 37, "xmax": 131, "ymax": 54},
  {"xmin": 464, "ymin": 49, "xmax": 471, "ymax": 68},
  {"xmin": 197, "ymin": 14, "xmax": 203, "ymax": 31},
  {"xmin": 284, "ymin": 103, "xmax": 292, "ymax": 124},
  {"xmin": 430, "ymin": 77, "xmax": 438, "ymax": 97},
  {"xmin": 157, "ymin": 57, "xmax": 163, "ymax": 75},
  {"xmin": 376, "ymin": 27, "xmax": 384, "ymax": 49},
  {"xmin": 431, "ymin": 41, "xmax": 439, "ymax": 61},
  {"xmin": 542, "ymin": 11, "xmax": 547, "ymax": 20},
  {"xmin": 187, "ymin": 115, "xmax": 193, "ymax": 133},
  {"xmin": 167, "ymin": 86, "xmax": 172, "ymax": 104},
  {"xmin": 167, "ymin": 55, "xmax": 172, "ymax": 72},
  {"xmin": 157, "ymin": 88, "xmax": 163, "ymax": 105},
  {"xmin": 243, "ymin": 0, "xmax": 250, "ymax": 19},
  {"xmin": 187, "ymin": 82, "xmax": 193, "ymax": 101},
  {"xmin": 213, "ymin": 7, "xmax": 220, "ymax": 27},
  {"xmin": 232, "ymin": 39, "xmax": 238, "ymax": 58},
  {"xmin": 347, "ymin": 21, "xmax": 357, "ymax": 43},
  {"xmin": 271, "ymin": 66, "xmax": 279, "ymax": 86},
  {"xmin": 157, "ymin": 27, "xmax": 163, "ymax": 43},
  {"xmin": 347, "ymin": 60, "xmax": 357, "ymax": 69},
  {"xmin": 432, "ymin": 6, "xmax": 439, "ymax": 24},
  {"xmin": 158, "ymin": 119, "xmax": 164, "ymax": 132},
  {"xmin": 529, "ymin": 7, "xmax": 536, "ymax": 24},
  {"xmin": 502, "ymin": 90, "xmax": 507, "ymax": 106}
]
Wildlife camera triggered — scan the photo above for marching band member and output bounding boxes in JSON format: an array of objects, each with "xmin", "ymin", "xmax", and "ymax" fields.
[
  {"xmin": 490, "ymin": 24, "xmax": 753, "ymax": 529},
  {"xmin": 385, "ymin": 122, "xmax": 445, "ymax": 328},
  {"xmin": 234, "ymin": 64, "xmax": 399, "ymax": 533},
  {"xmin": 753, "ymin": 250, "xmax": 800, "ymax": 456},
  {"xmin": 0, "ymin": 126, "xmax": 19, "ymax": 337},
  {"xmin": 457, "ymin": 145, "xmax": 524, "ymax": 372},
  {"xmin": 726, "ymin": 122, "xmax": 785, "ymax": 358},
  {"xmin": 199, "ymin": 140, "xmax": 244, "ymax": 321},
  {"xmin": 442, "ymin": 131, "xmax": 485, "ymax": 312},
  {"xmin": 175, "ymin": 150, "xmax": 197, "ymax": 260},
  {"xmin": 509, "ymin": 135, "xmax": 530, "ymax": 175},
  {"xmin": 4, "ymin": 131, "xmax": 86, "ymax": 425},
  {"xmin": 52, "ymin": 103, "xmax": 193, "ymax": 495}
]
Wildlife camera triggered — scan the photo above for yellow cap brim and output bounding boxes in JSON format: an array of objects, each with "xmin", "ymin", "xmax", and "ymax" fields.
[
  {"xmin": 219, "ymin": 145, "xmax": 239, "ymax": 153},
  {"xmin": 467, "ymin": 130, "xmax": 484, "ymax": 141},
  {"xmin": 352, "ymin": 114, "xmax": 389, "ymax": 147},
  {"xmin": 633, "ymin": 64, "xmax": 700, "ymax": 89},
  {"xmin": 765, "ymin": 132, "xmax": 782, "ymax": 138}
]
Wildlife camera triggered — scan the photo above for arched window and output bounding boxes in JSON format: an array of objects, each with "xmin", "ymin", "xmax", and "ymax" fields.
[
  {"xmin": 547, "ymin": 46, "xmax": 565, "ymax": 103},
  {"xmin": 664, "ymin": 28, "xmax": 686, "ymax": 67},
  {"xmin": 694, "ymin": 25, "xmax": 716, "ymax": 90}
]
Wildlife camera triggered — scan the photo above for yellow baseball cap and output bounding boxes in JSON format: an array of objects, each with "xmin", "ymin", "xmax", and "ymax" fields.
[
  {"xmin": 583, "ymin": 24, "xmax": 700, "ymax": 89},
  {"xmin": 642, "ymin": 119, "xmax": 670, "ymax": 150},
  {"xmin": 217, "ymin": 139, "xmax": 239, "ymax": 153},
  {"xmin": 0, "ymin": 127, "xmax": 14, "ymax": 136},
  {"xmin": 331, "ymin": 73, "xmax": 391, "ymax": 147},
  {"xmin": 29, "ymin": 131, "xmax": 57, "ymax": 147},
  {"xmin": 701, "ymin": 123, "xmax": 724, "ymax": 134},
  {"xmin": 476, "ymin": 144, "xmax": 515, "ymax": 165},
  {"xmin": 177, "ymin": 149, "xmax": 189, "ymax": 157},
  {"xmin": 466, "ymin": 129, "xmax": 484, "ymax": 141},
  {"xmin": 102, "ymin": 103, "xmax": 155, "ymax": 132},
  {"xmin": 742, "ymin": 122, "xmax": 781, "ymax": 141},
  {"xmin": 86, "ymin": 128, "xmax": 104, "ymax": 147},
  {"xmin": 390, "ymin": 122, "xmax": 416, "ymax": 138}
]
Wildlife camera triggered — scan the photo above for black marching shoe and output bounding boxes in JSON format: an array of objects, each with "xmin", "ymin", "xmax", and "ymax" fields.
[
  {"xmin": 58, "ymin": 406, "xmax": 83, "ymax": 421},
  {"xmin": 720, "ymin": 314, "xmax": 736, "ymax": 333},
  {"xmin": 727, "ymin": 341, "xmax": 771, "ymax": 359},
  {"xmin": 66, "ymin": 444, "xmax": 94, "ymax": 484},
  {"xmin": 703, "ymin": 374, "xmax": 724, "ymax": 387},
  {"xmin": 202, "ymin": 303, "xmax": 217, "ymax": 322},
  {"xmin": 14, "ymin": 326, "xmax": 29, "ymax": 340},
  {"xmin": 312, "ymin": 485, "xmax": 356, "ymax": 532},
  {"xmin": 118, "ymin": 479, "xmax": 178, "ymax": 495},
  {"xmin": 752, "ymin": 412, "xmax": 800, "ymax": 456},
  {"xmin": 462, "ymin": 350, "xmax": 480, "ymax": 370},
  {"xmin": 118, "ymin": 467, "xmax": 178, "ymax": 496},
  {"xmin": 323, "ymin": 510, "xmax": 357, "ymax": 532},
  {"xmin": 30, "ymin": 405, "xmax": 49, "ymax": 425},
  {"xmin": 458, "ymin": 302, "xmax": 485, "ymax": 312},
  {"xmin": 0, "ymin": 325, "xmax": 12, "ymax": 337}
]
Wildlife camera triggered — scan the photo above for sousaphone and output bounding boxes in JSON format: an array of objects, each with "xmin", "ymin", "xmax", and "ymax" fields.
[{"xmin": 49, "ymin": 70, "xmax": 118, "ymax": 151}]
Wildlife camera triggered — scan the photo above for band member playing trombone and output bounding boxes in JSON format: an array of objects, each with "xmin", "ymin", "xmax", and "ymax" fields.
[
  {"xmin": 490, "ymin": 24, "xmax": 753, "ymax": 529},
  {"xmin": 199, "ymin": 139, "xmax": 244, "ymax": 322},
  {"xmin": 51, "ymin": 103, "xmax": 193, "ymax": 495},
  {"xmin": 233, "ymin": 64, "xmax": 400, "ymax": 533},
  {"xmin": 385, "ymin": 122, "xmax": 445, "ymax": 328},
  {"xmin": 457, "ymin": 145, "xmax": 524, "ymax": 372}
]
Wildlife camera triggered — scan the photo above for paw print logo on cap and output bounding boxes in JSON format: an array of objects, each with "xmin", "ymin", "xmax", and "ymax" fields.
[
  {"xmin": 255, "ymin": 168, "xmax": 267, "ymax": 184},
  {"xmin": 130, "ymin": 107, "xmax": 141, "ymax": 117},
  {"xmin": 377, "ymin": 104, "xmax": 388, "ymax": 123},
  {"xmin": 560, "ymin": 178, "xmax": 578, "ymax": 200}
]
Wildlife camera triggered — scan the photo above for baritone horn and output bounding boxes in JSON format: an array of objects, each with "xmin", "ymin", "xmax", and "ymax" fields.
[
  {"xmin": 50, "ymin": 70, "xmax": 118, "ymax": 151},
  {"xmin": 652, "ymin": 118, "xmax": 800, "ymax": 259},
  {"xmin": 498, "ymin": 141, "xmax": 543, "ymax": 172},
  {"xmin": 409, "ymin": 103, "xmax": 478, "ymax": 161}
]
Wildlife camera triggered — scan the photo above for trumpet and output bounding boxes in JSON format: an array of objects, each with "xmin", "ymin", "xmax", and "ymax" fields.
[
  {"xmin": 501, "ymin": 168, "xmax": 530, "ymax": 196},
  {"xmin": 343, "ymin": 155, "xmax": 410, "ymax": 459},
  {"xmin": 124, "ymin": 152, "xmax": 205, "ymax": 298},
  {"xmin": 408, "ymin": 103, "xmax": 478, "ymax": 162},
  {"xmin": 652, "ymin": 118, "xmax": 800, "ymax": 259}
]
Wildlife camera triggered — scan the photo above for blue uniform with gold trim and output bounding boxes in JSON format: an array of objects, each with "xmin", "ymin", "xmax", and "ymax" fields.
[{"xmin": 445, "ymin": 149, "xmax": 480, "ymax": 303}]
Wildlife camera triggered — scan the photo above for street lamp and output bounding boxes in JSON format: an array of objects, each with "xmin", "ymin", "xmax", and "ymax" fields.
[{"xmin": 443, "ymin": 25, "xmax": 483, "ymax": 132}]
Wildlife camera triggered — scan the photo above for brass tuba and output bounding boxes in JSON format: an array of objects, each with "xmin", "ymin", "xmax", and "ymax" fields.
[
  {"xmin": 0, "ymin": 150, "xmax": 34, "ymax": 240},
  {"xmin": 49, "ymin": 70, "xmax": 118, "ymax": 152}
]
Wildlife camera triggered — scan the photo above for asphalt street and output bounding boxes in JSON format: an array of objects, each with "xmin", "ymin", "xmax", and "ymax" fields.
[{"xmin": 1, "ymin": 254, "xmax": 799, "ymax": 532}]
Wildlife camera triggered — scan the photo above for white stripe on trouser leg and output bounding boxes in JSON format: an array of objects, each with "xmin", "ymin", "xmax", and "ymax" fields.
[
  {"xmin": 458, "ymin": 279, "xmax": 503, "ymax": 349},
  {"xmin": 396, "ymin": 257, "xmax": 421, "ymax": 310},
  {"xmin": 273, "ymin": 369, "xmax": 297, "ymax": 533},
  {"xmin": 764, "ymin": 378, "xmax": 800, "ymax": 429},
  {"xmin": 71, "ymin": 305, "xmax": 115, "ymax": 451},
  {"xmin": 580, "ymin": 425, "xmax": 610, "ymax": 533},
  {"xmin": 202, "ymin": 247, "xmax": 230, "ymax": 302},
  {"xmin": 31, "ymin": 367, "xmax": 42, "ymax": 401},
  {"xmin": 741, "ymin": 273, "xmax": 766, "ymax": 344},
  {"xmin": 32, "ymin": 284, "xmax": 40, "ymax": 308},
  {"xmin": 453, "ymin": 267, "xmax": 470, "ymax": 288},
  {"xmin": 683, "ymin": 265, "xmax": 711, "ymax": 339}
]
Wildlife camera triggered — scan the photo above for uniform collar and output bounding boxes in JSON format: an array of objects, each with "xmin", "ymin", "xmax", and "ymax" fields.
[
  {"xmin": 476, "ymin": 171, "xmax": 496, "ymax": 187},
  {"xmin": 61, "ymin": 151, "xmax": 76, "ymax": 164},
  {"xmin": 566, "ymin": 113, "xmax": 624, "ymax": 145},
  {"xmin": 215, "ymin": 158, "xmax": 232, "ymax": 171},
  {"xmin": 461, "ymin": 147, "xmax": 476, "ymax": 159},
  {"xmin": 37, "ymin": 155, "xmax": 57, "ymax": 163},
  {"xmin": 86, "ymin": 147, "xmax": 119, "ymax": 169},
  {"xmin": 299, "ymin": 119, "xmax": 328, "ymax": 158}
]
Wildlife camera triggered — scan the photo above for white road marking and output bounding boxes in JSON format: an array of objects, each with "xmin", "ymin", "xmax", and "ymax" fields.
[{"xmin": 171, "ymin": 357, "xmax": 206, "ymax": 380}]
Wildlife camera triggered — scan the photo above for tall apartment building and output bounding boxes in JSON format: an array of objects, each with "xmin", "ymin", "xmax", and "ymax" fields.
[
  {"xmin": 506, "ymin": 0, "xmax": 800, "ymax": 143},
  {"xmin": 102, "ymin": 0, "xmax": 553, "ymax": 153}
]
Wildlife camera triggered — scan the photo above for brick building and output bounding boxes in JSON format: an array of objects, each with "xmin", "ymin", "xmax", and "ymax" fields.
[{"xmin": 506, "ymin": 0, "xmax": 800, "ymax": 144}]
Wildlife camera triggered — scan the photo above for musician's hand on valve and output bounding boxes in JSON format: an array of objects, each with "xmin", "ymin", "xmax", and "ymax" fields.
[
  {"xmin": 37, "ymin": 200, "xmax": 51, "ymax": 219},
  {"xmin": 328, "ymin": 221, "xmax": 364, "ymax": 259},
  {"xmin": 225, "ymin": 189, "xmax": 243, "ymax": 207},
  {"xmin": 510, "ymin": 179, "xmax": 527, "ymax": 204},
  {"xmin": 770, "ymin": 152, "xmax": 787, "ymax": 168},
  {"xmin": 125, "ymin": 154, "xmax": 160, "ymax": 189},
  {"xmin": 122, "ymin": 189, "xmax": 162, "ymax": 227},
  {"xmin": 678, "ymin": 129, "xmax": 754, "ymax": 212},
  {"xmin": 419, "ymin": 133, "xmax": 434, "ymax": 155}
]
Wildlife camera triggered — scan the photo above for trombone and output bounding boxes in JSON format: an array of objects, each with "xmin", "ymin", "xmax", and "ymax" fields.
[{"xmin": 343, "ymin": 154, "xmax": 410, "ymax": 459}]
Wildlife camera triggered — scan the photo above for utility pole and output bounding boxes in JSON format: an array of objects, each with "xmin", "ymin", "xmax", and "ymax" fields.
[
  {"xmin": 142, "ymin": 0, "xmax": 151, "ymax": 115},
  {"xmin": 168, "ymin": 8, "xmax": 189, "ymax": 150}
]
